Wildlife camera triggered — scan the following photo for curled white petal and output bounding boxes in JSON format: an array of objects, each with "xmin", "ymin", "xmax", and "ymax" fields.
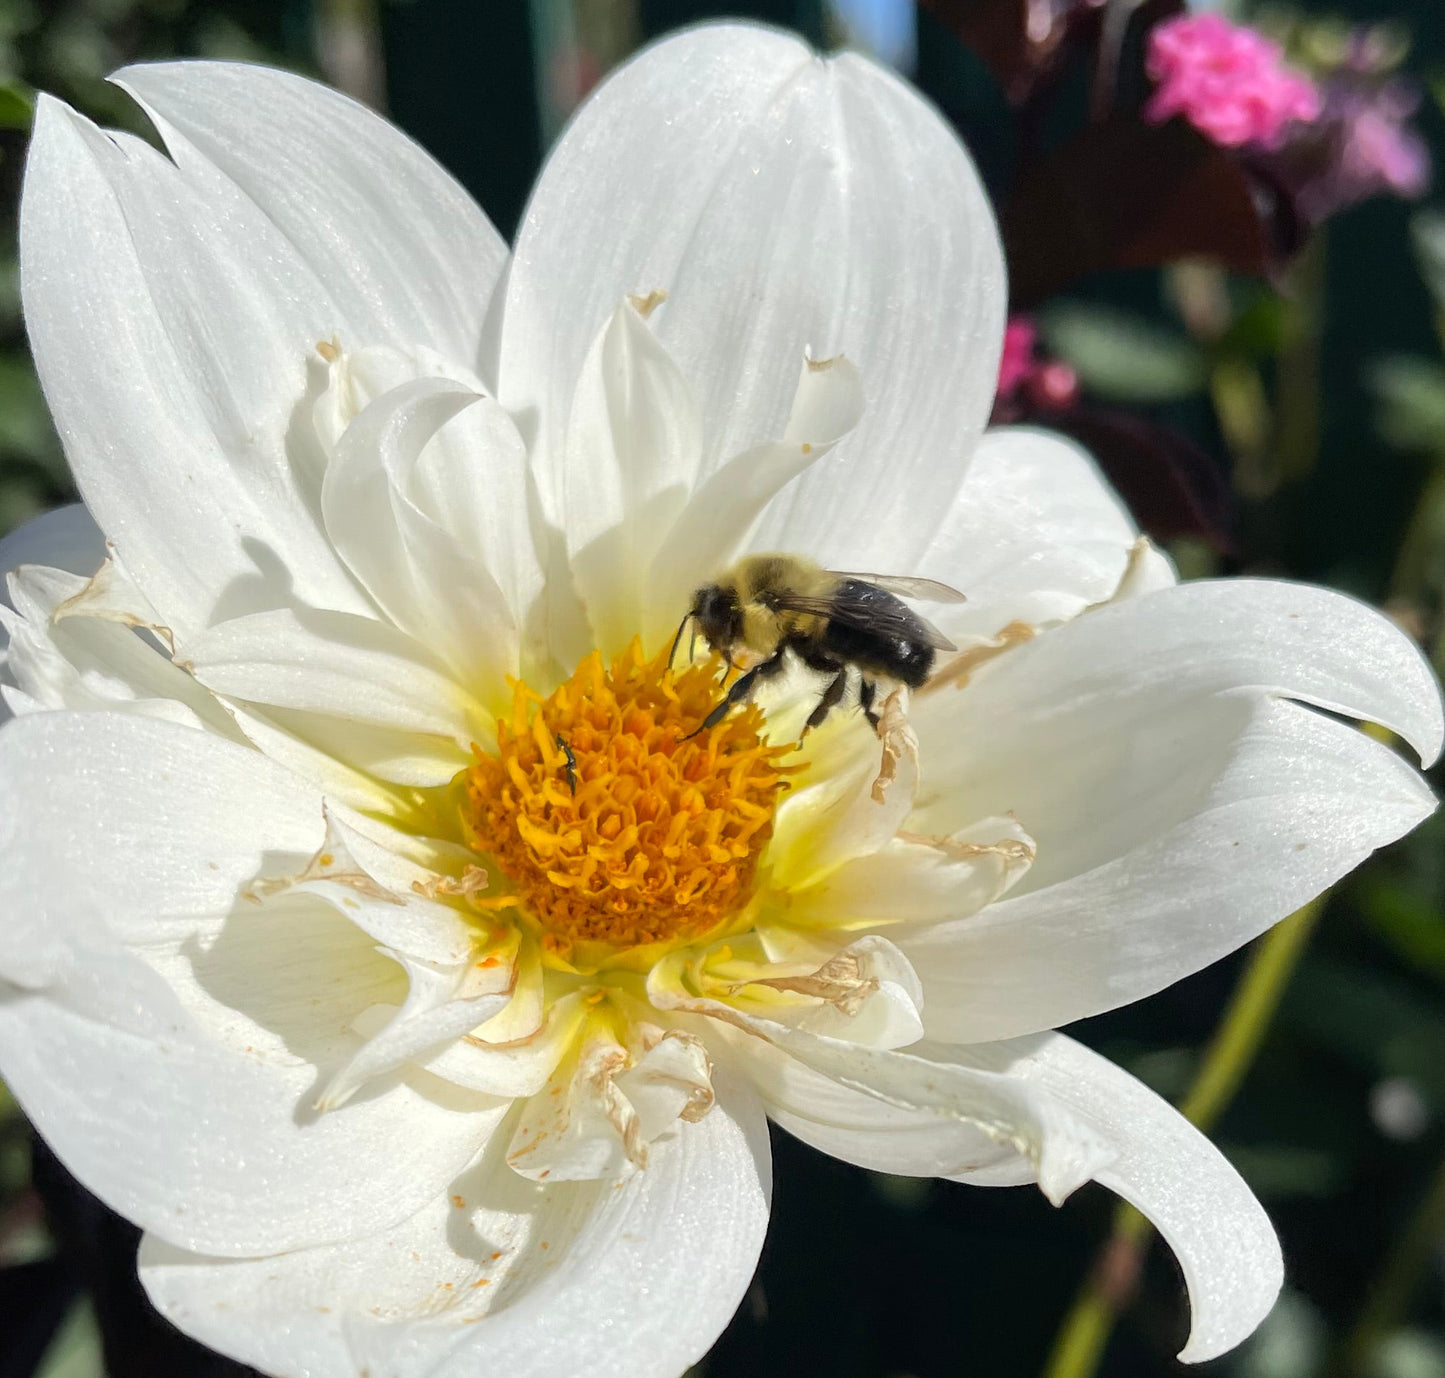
[
  {"xmin": 947, "ymin": 1034, "xmax": 1282, "ymax": 1363},
  {"xmin": 560, "ymin": 299, "xmax": 703, "ymax": 655},
  {"xmin": 321, "ymin": 375, "xmax": 536, "ymax": 690},
  {"xmin": 905, "ymin": 579, "xmax": 1441, "ymax": 1040},
  {"xmin": 644, "ymin": 352, "xmax": 865, "ymax": 644}
]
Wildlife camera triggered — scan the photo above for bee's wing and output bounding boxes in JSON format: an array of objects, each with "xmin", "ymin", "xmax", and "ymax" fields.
[
  {"xmin": 829, "ymin": 572, "xmax": 968, "ymax": 603},
  {"xmin": 771, "ymin": 585, "xmax": 958, "ymax": 653}
]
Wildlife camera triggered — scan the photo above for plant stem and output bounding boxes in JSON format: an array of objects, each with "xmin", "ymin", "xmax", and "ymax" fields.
[
  {"xmin": 1039, "ymin": 896, "xmax": 1327, "ymax": 1378},
  {"xmin": 1177, "ymin": 899, "xmax": 1322, "ymax": 1128}
]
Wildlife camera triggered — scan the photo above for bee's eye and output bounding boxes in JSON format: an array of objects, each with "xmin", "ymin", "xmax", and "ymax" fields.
[{"xmin": 695, "ymin": 586, "xmax": 739, "ymax": 644}]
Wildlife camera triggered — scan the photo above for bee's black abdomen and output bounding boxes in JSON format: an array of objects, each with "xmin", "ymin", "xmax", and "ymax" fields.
[
  {"xmin": 892, "ymin": 639, "xmax": 936, "ymax": 688},
  {"xmin": 821, "ymin": 579, "xmax": 937, "ymax": 687}
]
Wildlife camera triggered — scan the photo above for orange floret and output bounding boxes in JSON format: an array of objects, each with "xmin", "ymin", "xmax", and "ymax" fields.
[{"xmin": 461, "ymin": 640, "xmax": 794, "ymax": 966}]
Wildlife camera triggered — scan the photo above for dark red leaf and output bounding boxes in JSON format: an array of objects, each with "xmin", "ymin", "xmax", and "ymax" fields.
[{"xmin": 1001, "ymin": 118, "xmax": 1273, "ymax": 306}]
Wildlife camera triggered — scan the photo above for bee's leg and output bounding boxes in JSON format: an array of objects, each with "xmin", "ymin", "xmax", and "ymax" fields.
[
  {"xmin": 668, "ymin": 613, "xmax": 691, "ymax": 669},
  {"xmin": 859, "ymin": 677, "xmax": 880, "ymax": 731},
  {"xmin": 804, "ymin": 668, "xmax": 849, "ymax": 734},
  {"xmin": 682, "ymin": 654, "xmax": 784, "ymax": 739}
]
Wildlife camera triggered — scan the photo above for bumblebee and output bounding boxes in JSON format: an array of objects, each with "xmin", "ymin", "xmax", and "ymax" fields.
[{"xmin": 673, "ymin": 553, "xmax": 966, "ymax": 736}]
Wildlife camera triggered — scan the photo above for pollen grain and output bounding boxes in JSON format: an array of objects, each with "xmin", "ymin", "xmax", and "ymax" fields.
[{"xmin": 461, "ymin": 641, "xmax": 794, "ymax": 966}]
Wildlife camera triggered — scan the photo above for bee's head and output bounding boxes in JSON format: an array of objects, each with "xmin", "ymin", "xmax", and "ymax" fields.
[{"xmin": 692, "ymin": 582, "xmax": 743, "ymax": 652}]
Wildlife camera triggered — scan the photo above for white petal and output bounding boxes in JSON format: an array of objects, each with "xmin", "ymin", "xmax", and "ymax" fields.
[
  {"xmin": 785, "ymin": 815, "xmax": 1035, "ymax": 930},
  {"xmin": 321, "ymin": 377, "xmax": 529, "ymax": 690},
  {"xmin": 928, "ymin": 577, "xmax": 1442, "ymax": 771},
  {"xmin": 259, "ymin": 705, "xmax": 474, "ymax": 788},
  {"xmin": 904, "ymin": 581, "xmax": 1441, "ymax": 1041},
  {"xmin": 0, "ymin": 711, "xmax": 505, "ymax": 1254},
  {"xmin": 507, "ymin": 1020, "xmax": 643, "ymax": 1181},
  {"xmin": 21, "ymin": 98, "xmax": 370, "ymax": 636},
  {"xmin": 424, "ymin": 991, "xmax": 588, "ymax": 1099},
  {"xmin": 3, "ymin": 610, "xmax": 207, "ymax": 731},
  {"xmin": 40, "ymin": 547, "xmax": 175, "ymax": 642},
  {"xmin": 254, "ymin": 804, "xmax": 481, "ymax": 966},
  {"xmin": 141, "ymin": 887, "xmax": 405, "ymax": 1069},
  {"xmin": 317, "ymin": 954, "xmax": 510, "ymax": 1112},
  {"xmin": 644, "ymin": 353, "xmax": 864, "ymax": 644},
  {"xmin": 616, "ymin": 1030, "xmax": 716, "ymax": 1141},
  {"xmin": 675, "ymin": 931, "xmax": 922, "ymax": 1050},
  {"xmin": 0, "ymin": 710, "xmax": 324, "ymax": 986},
  {"xmin": 139, "ymin": 1073, "xmax": 771, "ymax": 1378},
  {"xmin": 560, "ymin": 301, "xmax": 702, "ymax": 655},
  {"xmin": 314, "ymin": 349, "xmax": 544, "ymax": 666},
  {"xmin": 223, "ymin": 699, "xmax": 414, "ymax": 816},
  {"xmin": 916, "ymin": 426, "xmax": 1145, "ymax": 641},
  {"xmin": 0, "ymin": 953, "xmax": 506, "ymax": 1259},
  {"xmin": 783, "ymin": 935, "xmax": 926, "ymax": 1049},
  {"xmin": 2, "ymin": 565, "xmax": 240, "ymax": 735},
  {"xmin": 505, "ymin": 1015, "xmax": 715, "ymax": 1183},
  {"xmin": 114, "ymin": 60, "xmax": 508, "ymax": 374},
  {"xmin": 951, "ymin": 1034, "xmax": 1282, "ymax": 1362},
  {"xmin": 0, "ymin": 505, "xmax": 104, "ymax": 600},
  {"xmin": 770, "ymin": 712, "xmax": 917, "ymax": 885},
  {"xmin": 652, "ymin": 983, "xmax": 1109, "ymax": 1203},
  {"xmin": 500, "ymin": 25, "xmax": 1004, "ymax": 573},
  {"xmin": 738, "ymin": 1035, "xmax": 1023, "ymax": 1178},
  {"xmin": 188, "ymin": 605, "xmax": 483, "ymax": 745}
]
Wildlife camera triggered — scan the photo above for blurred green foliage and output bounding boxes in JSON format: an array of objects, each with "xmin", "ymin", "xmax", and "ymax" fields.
[{"xmin": 1040, "ymin": 303, "xmax": 1209, "ymax": 403}]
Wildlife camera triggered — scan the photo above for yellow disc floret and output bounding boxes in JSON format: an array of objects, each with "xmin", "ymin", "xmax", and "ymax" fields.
[{"xmin": 461, "ymin": 640, "xmax": 795, "ymax": 968}]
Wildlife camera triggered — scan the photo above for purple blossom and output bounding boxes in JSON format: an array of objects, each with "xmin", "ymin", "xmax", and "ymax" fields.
[{"xmin": 1260, "ymin": 71, "xmax": 1431, "ymax": 223}]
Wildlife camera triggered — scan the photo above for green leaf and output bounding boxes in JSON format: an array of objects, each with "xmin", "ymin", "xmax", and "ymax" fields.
[
  {"xmin": 1365, "ymin": 1330, "xmax": 1445, "ymax": 1378},
  {"xmin": 1412, "ymin": 210, "xmax": 1445, "ymax": 313},
  {"xmin": 0, "ymin": 352, "xmax": 62, "ymax": 467},
  {"xmin": 1039, "ymin": 303, "xmax": 1207, "ymax": 402},
  {"xmin": 1116, "ymin": 1044, "xmax": 1197, "ymax": 1098},
  {"xmin": 1234, "ymin": 1290, "xmax": 1328, "ymax": 1378},
  {"xmin": 1218, "ymin": 292, "xmax": 1289, "ymax": 362},
  {"xmin": 1360, "ymin": 881, "xmax": 1445, "ymax": 983},
  {"xmin": 1283, "ymin": 955, "xmax": 1445, "ymax": 1114},
  {"xmin": 35, "ymin": 1300, "xmax": 103, "ymax": 1378},
  {"xmin": 0, "ymin": 82, "xmax": 34, "ymax": 131},
  {"xmin": 1368, "ymin": 354, "xmax": 1445, "ymax": 453}
]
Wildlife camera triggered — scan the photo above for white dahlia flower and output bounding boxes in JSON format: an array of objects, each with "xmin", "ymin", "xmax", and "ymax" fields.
[{"xmin": 0, "ymin": 22, "xmax": 1437, "ymax": 1378}]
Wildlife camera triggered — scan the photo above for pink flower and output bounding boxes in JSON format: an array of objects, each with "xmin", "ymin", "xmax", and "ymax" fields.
[
  {"xmin": 997, "ymin": 315, "xmax": 1038, "ymax": 397},
  {"xmin": 1145, "ymin": 13, "xmax": 1321, "ymax": 150},
  {"xmin": 995, "ymin": 314, "xmax": 1078, "ymax": 415}
]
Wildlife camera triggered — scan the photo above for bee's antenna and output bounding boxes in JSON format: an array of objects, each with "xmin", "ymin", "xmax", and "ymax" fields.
[{"xmin": 668, "ymin": 611, "xmax": 692, "ymax": 670}]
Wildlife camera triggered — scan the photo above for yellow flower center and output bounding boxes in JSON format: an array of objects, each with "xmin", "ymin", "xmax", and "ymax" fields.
[{"xmin": 460, "ymin": 641, "xmax": 796, "ymax": 970}]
